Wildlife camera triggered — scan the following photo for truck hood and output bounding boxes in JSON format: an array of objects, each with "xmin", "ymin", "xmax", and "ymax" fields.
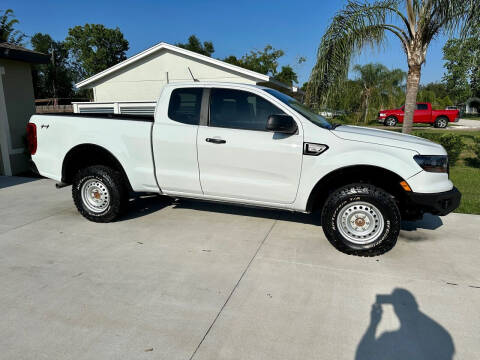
[{"xmin": 331, "ymin": 125, "xmax": 446, "ymax": 155}]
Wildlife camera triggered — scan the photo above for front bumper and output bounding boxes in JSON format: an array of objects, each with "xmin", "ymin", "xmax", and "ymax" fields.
[{"xmin": 406, "ymin": 187, "xmax": 461, "ymax": 216}]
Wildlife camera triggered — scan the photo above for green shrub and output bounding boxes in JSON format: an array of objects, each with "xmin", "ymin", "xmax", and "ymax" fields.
[
  {"xmin": 471, "ymin": 137, "xmax": 480, "ymax": 159},
  {"xmin": 417, "ymin": 133, "xmax": 464, "ymax": 165},
  {"xmin": 417, "ymin": 132, "xmax": 441, "ymax": 143},
  {"xmin": 333, "ymin": 114, "xmax": 358, "ymax": 125},
  {"xmin": 466, "ymin": 137, "xmax": 480, "ymax": 167}
]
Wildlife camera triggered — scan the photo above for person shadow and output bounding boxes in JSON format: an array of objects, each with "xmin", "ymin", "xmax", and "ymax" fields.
[{"xmin": 355, "ymin": 288, "xmax": 455, "ymax": 360}]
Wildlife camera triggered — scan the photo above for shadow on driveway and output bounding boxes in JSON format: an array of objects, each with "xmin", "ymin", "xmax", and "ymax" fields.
[
  {"xmin": 401, "ymin": 214, "xmax": 443, "ymax": 231},
  {"xmin": 355, "ymin": 288, "xmax": 455, "ymax": 360},
  {"xmin": 171, "ymin": 198, "xmax": 322, "ymax": 226},
  {"xmin": 0, "ymin": 176, "xmax": 39, "ymax": 190},
  {"xmin": 121, "ymin": 195, "xmax": 445, "ymax": 235}
]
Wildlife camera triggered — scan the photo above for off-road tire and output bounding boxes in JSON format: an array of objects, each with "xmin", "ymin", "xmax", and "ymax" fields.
[
  {"xmin": 321, "ymin": 183, "xmax": 401, "ymax": 256},
  {"xmin": 72, "ymin": 165, "xmax": 128, "ymax": 222}
]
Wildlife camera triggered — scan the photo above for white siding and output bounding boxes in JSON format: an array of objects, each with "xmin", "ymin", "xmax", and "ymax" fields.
[{"xmin": 91, "ymin": 49, "xmax": 259, "ymax": 102}]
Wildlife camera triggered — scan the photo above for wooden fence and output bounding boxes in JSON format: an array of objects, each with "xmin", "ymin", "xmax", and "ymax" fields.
[{"xmin": 36, "ymin": 105, "xmax": 73, "ymax": 114}]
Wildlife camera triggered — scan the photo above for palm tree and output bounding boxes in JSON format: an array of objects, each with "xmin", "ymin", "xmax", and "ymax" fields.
[
  {"xmin": 353, "ymin": 63, "xmax": 406, "ymax": 123},
  {"xmin": 306, "ymin": 0, "xmax": 479, "ymax": 133},
  {"xmin": 0, "ymin": 9, "xmax": 25, "ymax": 45}
]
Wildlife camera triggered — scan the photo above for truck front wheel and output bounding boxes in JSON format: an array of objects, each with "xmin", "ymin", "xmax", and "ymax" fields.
[
  {"xmin": 321, "ymin": 183, "xmax": 401, "ymax": 256},
  {"xmin": 384, "ymin": 116, "xmax": 397, "ymax": 126},
  {"xmin": 72, "ymin": 165, "xmax": 128, "ymax": 222}
]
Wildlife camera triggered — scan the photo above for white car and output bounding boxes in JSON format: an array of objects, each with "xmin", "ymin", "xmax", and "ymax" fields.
[{"xmin": 27, "ymin": 82, "xmax": 461, "ymax": 256}]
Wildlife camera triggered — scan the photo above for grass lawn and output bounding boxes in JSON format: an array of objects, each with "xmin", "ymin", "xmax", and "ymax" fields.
[{"xmin": 449, "ymin": 166, "xmax": 480, "ymax": 214}]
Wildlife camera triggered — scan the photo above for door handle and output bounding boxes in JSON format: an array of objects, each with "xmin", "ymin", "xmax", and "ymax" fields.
[{"xmin": 206, "ymin": 138, "xmax": 226, "ymax": 144}]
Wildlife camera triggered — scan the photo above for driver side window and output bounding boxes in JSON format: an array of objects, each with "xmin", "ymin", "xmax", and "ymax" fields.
[{"xmin": 209, "ymin": 88, "xmax": 284, "ymax": 131}]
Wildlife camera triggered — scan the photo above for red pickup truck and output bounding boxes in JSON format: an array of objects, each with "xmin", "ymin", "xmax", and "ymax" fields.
[{"xmin": 377, "ymin": 103, "xmax": 460, "ymax": 128}]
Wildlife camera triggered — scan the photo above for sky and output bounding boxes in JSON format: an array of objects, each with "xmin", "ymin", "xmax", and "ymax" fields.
[{"xmin": 4, "ymin": 0, "xmax": 451, "ymax": 85}]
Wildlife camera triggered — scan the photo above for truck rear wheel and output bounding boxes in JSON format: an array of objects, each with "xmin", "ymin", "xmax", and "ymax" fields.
[
  {"xmin": 321, "ymin": 183, "xmax": 400, "ymax": 256},
  {"xmin": 434, "ymin": 117, "xmax": 448, "ymax": 128},
  {"xmin": 72, "ymin": 165, "xmax": 128, "ymax": 222}
]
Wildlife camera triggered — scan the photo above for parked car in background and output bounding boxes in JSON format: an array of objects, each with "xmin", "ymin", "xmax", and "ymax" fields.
[
  {"xmin": 319, "ymin": 109, "xmax": 333, "ymax": 118},
  {"xmin": 378, "ymin": 103, "xmax": 460, "ymax": 128},
  {"xmin": 28, "ymin": 82, "xmax": 460, "ymax": 256},
  {"xmin": 445, "ymin": 106, "xmax": 458, "ymax": 111}
]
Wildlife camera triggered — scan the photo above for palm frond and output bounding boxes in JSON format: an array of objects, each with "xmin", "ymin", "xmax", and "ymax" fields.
[{"xmin": 306, "ymin": 0, "xmax": 406, "ymax": 106}]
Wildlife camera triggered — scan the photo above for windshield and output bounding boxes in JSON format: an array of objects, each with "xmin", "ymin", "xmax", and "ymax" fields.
[{"xmin": 263, "ymin": 88, "xmax": 332, "ymax": 130}]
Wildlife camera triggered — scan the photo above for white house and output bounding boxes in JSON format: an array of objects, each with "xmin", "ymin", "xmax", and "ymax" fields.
[
  {"xmin": 463, "ymin": 97, "xmax": 480, "ymax": 114},
  {"xmin": 74, "ymin": 42, "xmax": 296, "ymax": 115}
]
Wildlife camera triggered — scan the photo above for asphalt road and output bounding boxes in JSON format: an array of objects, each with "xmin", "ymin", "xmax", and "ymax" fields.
[{"xmin": 1, "ymin": 177, "xmax": 479, "ymax": 360}]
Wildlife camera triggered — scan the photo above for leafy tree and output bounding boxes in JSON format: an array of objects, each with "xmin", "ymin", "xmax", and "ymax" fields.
[
  {"xmin": 176, "ymin": 35, "xmax": 214, "ymax": 57},
  {"xmin": 0, "ymin": 9, "xmax": 25, "ymax": 45},
  {"xmin": 325, "ymin": 79, "xmax": 364, "ymax": 115},
  {"xmin": 353, "ymin": 63, "xmax": 406, "ymax": 123},
  {"xmin": 443, "ymin": 37, "xmax": 480, "ymax": 101},
  {"xmin": 65, "ymin": 24, "xmax": 129, "ymax": 80},
  {"xmin": 31, "ymin": 33, "xmax": 74, "ymax": 99},
  {"xmin": 224, "ymin": 45, "xmax": 304, "ymax": 87},
  {"xmin": 417, "ymin": 82, "xmax": 454, "ymax": 109},
  {"xmin": 224, "ymin": 45, "xmax": 285, "ymax": 76},
  {"xmin": 275, "ymin": 65, "xmax": 298, "ymax": 86},
  {"xmin": 307, "ymin": 0, "xmax": 479, "ymax": 134}
]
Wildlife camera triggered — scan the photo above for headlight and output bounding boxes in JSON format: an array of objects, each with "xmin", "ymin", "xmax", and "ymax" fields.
[
  {"xmin": 413, "ymin": 155, "xmax": 448, "ymax": 173},
  {"xmin": 379, "ymin": 113, "xmax": 387, "ymax": 117}
]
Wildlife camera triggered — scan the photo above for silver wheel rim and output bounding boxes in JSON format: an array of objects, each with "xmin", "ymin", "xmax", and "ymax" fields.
[
  {"xmin": 81, "ymin": 179, "xmax": 110, "ymax": 213},
  {"xmin": 438, "ymin": 119, "xmax": 447, "ymax": 127},
  {"xmin": 336, "ymin": 201, "xmax": 385, "ymax": 245},
  {"xmin": 386, "ymin": 118, "xmax": 396, "ymax": 126}
]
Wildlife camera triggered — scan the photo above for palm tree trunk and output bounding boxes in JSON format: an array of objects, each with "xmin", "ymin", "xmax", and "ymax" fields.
[
  {"xmin": 402, "ymin": 64, "xmax": 422, "ymax": 134},
  {"xmin": 363, "ymin": 94, "xmax": 370, "ymax": 124}
]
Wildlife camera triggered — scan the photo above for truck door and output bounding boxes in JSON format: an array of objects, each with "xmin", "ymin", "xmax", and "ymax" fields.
[
  {"xmin": 415, "ymin": 103, "xmax": 430, "ymax": 123},
  {"xmin": 197, "ymin": 88, "xmax": 303, "ymax": 204},
  {"xmin": 151, "ymin": 87, "xmax": 203, "ymax": 195}
]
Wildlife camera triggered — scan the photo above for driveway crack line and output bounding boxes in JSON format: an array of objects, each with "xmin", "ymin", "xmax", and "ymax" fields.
[{"xmin": 188, "ymin": 219, "xmax": 278, "ymax": 360}]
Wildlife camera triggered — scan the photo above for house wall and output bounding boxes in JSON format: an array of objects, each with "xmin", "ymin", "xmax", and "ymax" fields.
[
  {"xmin": 0, "ymin": 59, "xmax": 36, "ymax": 175},
  {"xmin": 91, "ymin": 49, "xmax": 259, "ymax": 102},
  {"xmin": 466, "ymin": 98, "xmax": 480, "ymax": 114},
  {"xmin": 0, "ymin": 141, "xmax": 4, "ymax": 175}
]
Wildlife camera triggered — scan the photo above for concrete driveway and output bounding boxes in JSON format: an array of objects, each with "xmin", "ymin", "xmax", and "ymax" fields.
[
  {"xmin": 1, "ymin": 177, "xmax": 479, "ymax": 360},
  {"xmin": 453, "ymin": 118, "xmax": 480, "ymax": 129}
]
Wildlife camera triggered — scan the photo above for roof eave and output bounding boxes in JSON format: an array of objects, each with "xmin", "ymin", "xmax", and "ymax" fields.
[{"xmin": 75, "ymin": 42, "xmax": 273, "ymax": 89}]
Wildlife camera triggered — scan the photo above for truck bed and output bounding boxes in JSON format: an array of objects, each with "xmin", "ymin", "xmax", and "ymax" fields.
[
  {"xmin": 29, "ymin": 113, "xmax": 158, "ymax": 192},
  {"xmin": 38, "ymin": 113, "xmax": 154, "ymax": 122}
]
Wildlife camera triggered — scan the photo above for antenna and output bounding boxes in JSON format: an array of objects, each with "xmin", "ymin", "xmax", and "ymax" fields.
[{"xmin": 187, "ymin": 67, "xmax": 199, "ymax": 82}]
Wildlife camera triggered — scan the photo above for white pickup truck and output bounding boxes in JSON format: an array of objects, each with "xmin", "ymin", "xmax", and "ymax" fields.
[{"xmin": 27, "ymin": 82, "xmax": 461, "ymax": 256}]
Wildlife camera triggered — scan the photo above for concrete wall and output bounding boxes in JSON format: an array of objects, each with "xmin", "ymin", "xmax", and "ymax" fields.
[
  {"xmin": 0, "ymin": 59, "xmax": 36, "ymax": 175},
  {"xmin": 91, "ymin": 49, "xmax": 259, "ymax": 102}
]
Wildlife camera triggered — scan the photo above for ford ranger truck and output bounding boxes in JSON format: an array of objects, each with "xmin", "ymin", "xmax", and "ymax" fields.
[
  {"xmin": 27, "ymin": 82, "xmax": 461, "ymax": 256},
  {"xmin": 377, "ymin": 102, "xmax": 460, "ymax": 128}
]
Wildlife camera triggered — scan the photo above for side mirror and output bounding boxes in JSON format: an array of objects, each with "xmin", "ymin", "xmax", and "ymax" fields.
[{"xmin": 266, "ymin": 114, "xmax": 297, "ymax": 134}]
